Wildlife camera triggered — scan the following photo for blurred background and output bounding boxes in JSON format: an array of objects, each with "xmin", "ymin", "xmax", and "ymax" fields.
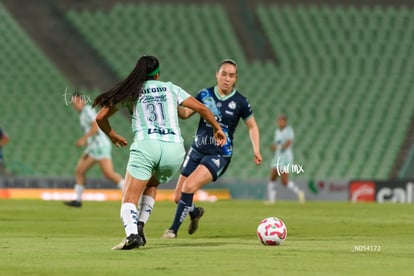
[{"xmin": 0, "ymin": 0, "xmax": 413, "ymax": 200}]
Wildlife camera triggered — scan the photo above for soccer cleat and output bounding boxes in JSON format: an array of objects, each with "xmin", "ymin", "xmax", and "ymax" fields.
[
  {"xmin": 111, "ymin": 234, "xmax": 142, "ymax": 250},
  {"xmin": 137, "ymin": 221, "xmax": 146, "ymax": 246},
  {"xmin": 298, "ymin": 190, "xmax": 305, "ymax": 204},
  {"xmin": 162, "ymin": 229, "xmax": 177, "ymax": 239},
  {"xmin": 63, "ymin": 200, "xmax": 82, "ymax": 207},
  {"xmin": 188, "ymin": 207, "xmax": 204, "ymax": 235}
]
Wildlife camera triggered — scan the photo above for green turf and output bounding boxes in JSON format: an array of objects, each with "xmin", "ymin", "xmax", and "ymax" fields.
[{"xmin": 0, "ymin": 200, "xmax": 413, "ymax": 275}]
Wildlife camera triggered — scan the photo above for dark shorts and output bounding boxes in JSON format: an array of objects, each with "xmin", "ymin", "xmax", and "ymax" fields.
[{"xmin": 181, "ymin": 148, "xmax": 231, "ymax": 181}]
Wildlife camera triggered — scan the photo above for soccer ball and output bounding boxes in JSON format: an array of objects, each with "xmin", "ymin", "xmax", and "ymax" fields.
[{"xmin": 257, "ymin": 217, "xmax": 287, "ymax": 246}]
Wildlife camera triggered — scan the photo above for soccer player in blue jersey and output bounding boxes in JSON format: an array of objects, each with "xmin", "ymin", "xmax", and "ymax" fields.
[
  {"xmin": 93, "ymin": 55, "xmax": 226, "ymax": 249},
  {"xmin": 162, "ymin": 59, "xmax": 262, "ymax": 238}
]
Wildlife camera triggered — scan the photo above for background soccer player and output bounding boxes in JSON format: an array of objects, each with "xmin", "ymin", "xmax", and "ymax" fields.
[
  {"xmin": 266, "ymin": 114, "xmax": 304, "ymax": 204},
  {"xmin": 64, "ymin": 92, "xmax": 124, "ymax": 207}
]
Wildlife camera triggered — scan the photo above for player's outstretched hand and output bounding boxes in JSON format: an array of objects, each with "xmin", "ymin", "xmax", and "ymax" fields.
[{"xmin": 214, "ymin": 129, "xmax": 227, "ymax": 147}]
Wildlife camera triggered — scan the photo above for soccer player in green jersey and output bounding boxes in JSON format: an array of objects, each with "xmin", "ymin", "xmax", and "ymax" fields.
[
  {"xmin": 64, "ymin": 93, "xmax": 125, "ymax": 208},
  {"xmin": 267, "ymin": 114, "xmax": 305, "ymax": 204},
  {"xmin": 93, "ymin": 55, "xmax": 226, "ymax": 250}
]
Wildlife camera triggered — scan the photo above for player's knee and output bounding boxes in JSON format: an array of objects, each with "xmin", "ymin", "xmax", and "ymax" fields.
[
  {"xmin": 182, "ymin": 183, "xmax": 198, "ymax": 194},
  {"xmin": 75, "ymin": 166, "xmax": 84, "ymax": 176}
]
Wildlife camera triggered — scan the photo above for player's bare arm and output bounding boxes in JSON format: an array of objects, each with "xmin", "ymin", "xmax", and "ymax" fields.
[
  {"xmin": 177, "ymin": 106, "xmax": 196, "ymax": 119},
  {"xmin": 181, "ymin": 97, "xmax": 226, "ymax": 146},
  {"xmin": 245, "ymin": 116, "xmax": 262, "ymax": 165},
  {"xmin": 76, "ymin": 121, "xmax": 99, "ymax": 147},
  {"xmin": 279, "ymin": 140, "xmax": 292, "ymax": 151},
  {"xmin": 0, "ymin": 133, "xmax": 9, "ymax": 147},
  {"xmin": 96, "ymin": 106, "xmax": 128, "ymax": 148}
]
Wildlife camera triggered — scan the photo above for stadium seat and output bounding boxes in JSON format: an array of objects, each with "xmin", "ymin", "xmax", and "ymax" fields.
[
  {"xmin": 0, "ymin": 3, "xmax": 414, "ymax": 179},
  {"xmin": 4, "ymin": 3, "xmax": 411, "ymax": 180},
  {"xmin": 0, "ymin": 3, "xmax": 134, "ymax": 177},
  {"xmin": 255, "ymin": 4, "xmax": 413, "ymax": 179}
]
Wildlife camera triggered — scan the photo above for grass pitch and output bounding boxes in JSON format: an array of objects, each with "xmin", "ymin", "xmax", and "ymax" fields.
[{"xmin": 0, "ymin": 199, "xmax": 413, "ymax": 275}]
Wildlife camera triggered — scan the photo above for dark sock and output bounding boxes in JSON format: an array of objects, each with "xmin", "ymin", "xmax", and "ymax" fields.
[{"xmin": 169, "ymin": 192, "xmax": 194, "ymax": 233}]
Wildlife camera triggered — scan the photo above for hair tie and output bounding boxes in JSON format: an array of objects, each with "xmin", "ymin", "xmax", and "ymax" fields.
[{"xmin": 147, "ymin": 66, "xmax": 160, "ymax": 77}]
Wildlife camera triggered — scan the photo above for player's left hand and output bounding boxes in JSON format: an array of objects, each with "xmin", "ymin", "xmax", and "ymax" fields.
[{"xmin": 214, "ymin": 129, "xmax": 227, "ymax": 147}]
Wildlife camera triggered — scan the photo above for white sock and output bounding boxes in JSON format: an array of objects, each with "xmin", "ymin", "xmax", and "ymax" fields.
[
  {"xmin": 120, "ymin": 203, "xmax": 138, "ymax": 236},
  {"xmin": 287, "ymin": 181, "xmax": 300, "ymax": 195},
  {"xmin": 137, "ymin": 195, "xmax": 155, "ymax": 224},
  {"xmin": 74, "ymin": 184, "xmax": 84, "ymax": 202},
  {"xmin": 267, "ymin": 181, "xmax": 277, "ymax": 202},
  {"xmin": 117, "ymin": 179, "xmax": 125, "ymax": 190}
]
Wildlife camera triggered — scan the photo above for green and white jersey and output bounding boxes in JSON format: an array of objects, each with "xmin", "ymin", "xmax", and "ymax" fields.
[
  {"xmin": 79, "ymin": 105, "xmax": 111, "ymax": 149},
  {"xmin": 131, "ymin": 80, "xmax": 191, "ymax": 143},
  {"xmin": 273, "ymin": 125, "xmax": 294, "ymax": 160}
]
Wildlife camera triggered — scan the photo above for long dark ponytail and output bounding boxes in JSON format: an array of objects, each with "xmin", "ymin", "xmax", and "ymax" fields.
[{"xmin": 93, "ymin": 55, "xmax": 160, "ymax": 107}]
